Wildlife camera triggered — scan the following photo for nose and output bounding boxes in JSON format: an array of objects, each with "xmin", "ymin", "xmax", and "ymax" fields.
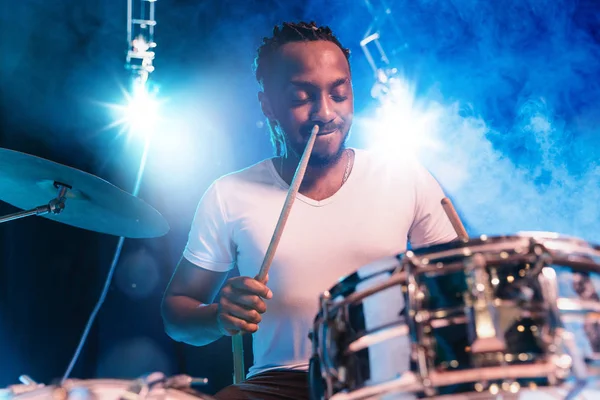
[{"xmin": 310, "ymin": 94, "xmax": 335, "ymax": 124}]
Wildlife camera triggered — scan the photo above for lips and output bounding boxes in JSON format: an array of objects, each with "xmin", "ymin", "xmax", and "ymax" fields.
[{"xmin": 317, "ymin": 128, "xmax": 337, "ymax": 136}]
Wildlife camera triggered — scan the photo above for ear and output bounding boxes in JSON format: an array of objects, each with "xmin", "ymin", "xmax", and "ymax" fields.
[{"xmin": 258, "ymin": 91, "xmax": 277, "ymax": 122}]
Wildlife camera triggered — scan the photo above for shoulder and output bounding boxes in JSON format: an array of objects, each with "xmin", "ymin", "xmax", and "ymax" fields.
[
  {"xmin": 354, "ymin": 148, "xmax": 432, "ymax": 185},
  {"xmin": 203, "ymin": 158, "xmax": 283, "ymax": 213},
  {"xmin": 212, "ymin": 158, "xmax": 278, "ymax": 194}
]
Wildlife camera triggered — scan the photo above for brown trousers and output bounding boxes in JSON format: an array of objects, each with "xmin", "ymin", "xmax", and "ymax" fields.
[{"xmin": 213, "ymin": 370, "xmax": 311, "ymax": 400}]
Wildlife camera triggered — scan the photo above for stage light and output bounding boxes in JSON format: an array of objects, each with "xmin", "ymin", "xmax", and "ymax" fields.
[
  {"xmin": 357, "ymin": 24, "xmax": 442, "ymax": 160},
  {"xmin": 100, "ymin": 81, "xmax": 162, "ymax": 143},
  {"xmin": 123, "ymin": 80, "xmax": 160, "ymax": 139},
  {"xmin": 358, "ymin": 71, "xmax": 443, "ymax": 160}
]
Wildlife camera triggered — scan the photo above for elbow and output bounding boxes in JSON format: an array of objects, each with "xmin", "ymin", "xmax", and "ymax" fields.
[
  {"xmin": 160, "ymin": 296, "xmax": 213, "ymax": 346},
  {"xmin": 162, "ymin": 318, "xmax": 184, "ymax": 343},
  {"xmin": 160, "ymin": 296, "xmax": 187, "ymax": 343}
]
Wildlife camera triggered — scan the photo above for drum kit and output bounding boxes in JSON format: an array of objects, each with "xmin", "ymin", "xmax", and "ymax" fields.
[{"xmin": 1, "ymin": 147, "xmax": 599, "ymax": 399}]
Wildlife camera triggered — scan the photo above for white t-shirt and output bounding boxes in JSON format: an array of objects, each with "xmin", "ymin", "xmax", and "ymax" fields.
[{"xmin": 183, "ymin": 148, "xmax": 457, "ymax": 378}]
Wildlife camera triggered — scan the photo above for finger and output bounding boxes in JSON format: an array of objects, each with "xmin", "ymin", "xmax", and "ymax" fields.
[
  {"xmin": 223, "ymin": 300, "xmax": 262, "ymax": 324},
  {"xmin": 219, "ymin": 313, "xmax": 259, "ymax": 334},
  {"xmin": 222, "ymin": 292, "xmax": 267, "ymax": 314},
  {"xmin": 216, "ymin": 317, "xmax": 239, "ymax": 336},
  {"xmin": 256, "ymin": 273, "xmax": 269, "ymax": 285},
  {"xmin": 230, "ymin": 277, "xmax": 273, "ymax": 299}
]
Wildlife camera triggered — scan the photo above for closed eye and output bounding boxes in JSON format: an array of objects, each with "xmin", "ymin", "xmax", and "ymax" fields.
[{"xmin": 332, "ymin": 95, "xmax": 348, "ymax": 102}]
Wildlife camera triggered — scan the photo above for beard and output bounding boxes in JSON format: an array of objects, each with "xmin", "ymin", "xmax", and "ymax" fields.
[
  {"xmin": 307, "ymin": 143, "xmax": 346, "ymax": 167},
  {"xmin": 284, "ymin": 125, "xmax": 350, "ymax": 167}
]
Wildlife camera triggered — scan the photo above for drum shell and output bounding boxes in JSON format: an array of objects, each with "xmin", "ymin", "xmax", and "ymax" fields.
[{"xmin": 310, "ymin": 233, "xmax": 600, "ymax": 400}]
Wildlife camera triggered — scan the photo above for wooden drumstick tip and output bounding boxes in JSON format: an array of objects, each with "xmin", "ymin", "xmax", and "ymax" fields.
[{"xmin": 441, "ymin": 197, "xmax": 469, "ymax": 242}]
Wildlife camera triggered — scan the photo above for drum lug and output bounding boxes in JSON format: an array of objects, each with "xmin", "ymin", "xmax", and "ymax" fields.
[
  {"xmin": 465, "ymin": 253, "xmax": 507, "ymax": 355},
  {"xmin": 537, "ymin": 266, "xmax": 564, "ymax": 337},
  {"xmin": 405, "ymin": 252, "xmax": 437, "ymax": 397}
]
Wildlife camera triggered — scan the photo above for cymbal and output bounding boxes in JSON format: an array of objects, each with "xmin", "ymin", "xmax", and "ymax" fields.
[{"xmin": 0, "ymin": 147, "xmax": 169, "ymax": 238}]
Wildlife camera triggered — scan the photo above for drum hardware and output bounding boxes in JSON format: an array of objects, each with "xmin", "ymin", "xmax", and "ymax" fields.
[
  {"xmin": 559, "ymin": 328, "xmax": 589, "ymax": 400},
  {"xmin": 319, "ymin": 290, "xmax": 336, "ymax": 400},
  {"xmin": 163, "ymin": 374, "xmax": 209, "ymax": 389},
  {"xmin": 2, "ymin": 373, "xmax": 210, "ymax": 400},
  {"xmin": 0, "ymin": 147, "xmax": 169, "ymax": 238},
  {"xmin": 330, "ymin": 306, "xmax": 350, "ymax": 386},
  {"xmin": 405, "ymin": 251, "xmax": 436, "ymax": 397},
  {"xmin": 536, "ymin": 263, "xmax": 592, "ymax": 400},
  {"xmin": 327, "ymin": 271, "xmax": 407, "ymax": 316},
  {"xmin": 535, "ymin": 257, "xmax": 590, "ymax": 397},
  {"xmin": 0, "ymin": 376, "xmax": 45, "ymax": 398},
  {"xmin": 310, "ymin": 234, "xmax": 600, "ymax": 400},
  {"xmin": 17, "ymin": 376, "xmax": 37, "ymax": 387},
  {"xmin": 0, "ymin": 183, "xmax": 69, "ymax": 225},
  {"xmin": 0, "ymin": 148, "xmax": 171, "ymax": 395},
  {"xmin": 464, "ymin": 253, "xmax": 506, "ymax": 355},
  {"xmin": 122, "ymin": 372, "xmax": 209, "ymax": 399},
  {"xmin": 347, "ymin": 321, "xmax": 410, "ymax": 354},
  {"xmin": 322, "ymin": 362, "xmax": 570, "ymax": 400}
]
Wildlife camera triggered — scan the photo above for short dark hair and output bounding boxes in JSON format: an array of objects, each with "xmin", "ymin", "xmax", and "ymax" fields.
[
  {"xmin": 253, "ymin": 21, "xmax": 351, "ymax": 156},
  {"xmin": 254, "ymin": 21, "xmax": 351, "ymax": 91}
]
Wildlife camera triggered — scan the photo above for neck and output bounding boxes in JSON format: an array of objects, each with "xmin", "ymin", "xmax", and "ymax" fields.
[{"xmin": 276, "ymin": 148, "xmax": 353, "ymax": 201}]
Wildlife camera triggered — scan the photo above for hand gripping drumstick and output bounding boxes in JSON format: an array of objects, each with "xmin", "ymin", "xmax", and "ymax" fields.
[
  {"xmin": 231, "ymin": 125, "xmax": 320, "ymax": 384},
  {"xmin": 441, "ymin": 197, "xmax": 469, "ymax": 241}
]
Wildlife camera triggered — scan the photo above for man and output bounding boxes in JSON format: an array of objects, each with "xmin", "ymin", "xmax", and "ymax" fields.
[{"xmin": 161, "ymin": 21, "xmax": 457, "ymax": 399}]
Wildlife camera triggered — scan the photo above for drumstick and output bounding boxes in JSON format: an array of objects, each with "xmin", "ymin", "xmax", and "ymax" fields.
[
  {"xmin": 441, "ymin": 197, "xmax": 469, "ymax": 241},
  {"xmin": 256, "ymin": 124, "xmax": 319, "ymax": 281},
  {"xmin": 232, "ymin": 124, "xmax": 320, "ymax": 384}
]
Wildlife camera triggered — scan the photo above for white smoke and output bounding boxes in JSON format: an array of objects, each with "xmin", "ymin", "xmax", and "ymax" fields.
[{"xmin": 351, "ymin": 0, "xmax": 600, "ymax": 244}]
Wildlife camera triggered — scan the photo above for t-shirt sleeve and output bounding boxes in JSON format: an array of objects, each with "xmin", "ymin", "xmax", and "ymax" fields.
[
  {"xmin": 408, "ymin": 164, "xmax": 459, "ymax": 249},
  {"xmin": 182, "ymin": 181, "xmax": 236, "ymax": 272}
]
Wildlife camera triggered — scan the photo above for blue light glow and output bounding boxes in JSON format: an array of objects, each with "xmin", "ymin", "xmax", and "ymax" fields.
[{"xmin": 352, "ymin": 0, "xmax": 600, "ymax": 243}]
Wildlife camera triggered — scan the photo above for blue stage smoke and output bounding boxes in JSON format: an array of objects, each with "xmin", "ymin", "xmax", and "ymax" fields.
[{"xmin": 355, "ymin": 0, "xmax": 600, "ymax": 243}]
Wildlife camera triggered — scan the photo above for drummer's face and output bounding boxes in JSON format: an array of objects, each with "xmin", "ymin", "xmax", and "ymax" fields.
[{"xmin": 260, "ymin": 40, "xmax": 354, "ymax": 166}]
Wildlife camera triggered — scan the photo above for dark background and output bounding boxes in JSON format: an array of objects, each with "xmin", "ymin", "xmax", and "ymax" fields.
[{"xmin": 1, "ymin": 0, "xmax": 599, "ymax": 395}]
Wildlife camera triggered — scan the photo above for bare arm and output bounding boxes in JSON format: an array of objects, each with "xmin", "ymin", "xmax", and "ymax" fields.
[
  {"xmin": 161, "ymin": 257, "xmax": 273, "ymax": 347},
  {"xmin": 161, "ymin": 257, "xmax": 229, "ymax": 346}
]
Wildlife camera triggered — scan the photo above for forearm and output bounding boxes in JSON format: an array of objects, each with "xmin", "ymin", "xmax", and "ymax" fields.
[{"xmin": 161, "ymin": 295, "xmax": 224, "ymax": 346}]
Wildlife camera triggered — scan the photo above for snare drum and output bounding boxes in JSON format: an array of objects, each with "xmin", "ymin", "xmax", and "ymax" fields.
[
  {"xmin": 309, "ymin": 233, "xmax": 600, "ymax": 400},
  {"xmin": 1, "ymin": 373, "xmax": 215, "ymax": 400}
]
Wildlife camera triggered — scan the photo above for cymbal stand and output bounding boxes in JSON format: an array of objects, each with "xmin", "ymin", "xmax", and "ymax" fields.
[{"xmin": 0, "ymin": 183, "xmax": 69, "ymax": 225}]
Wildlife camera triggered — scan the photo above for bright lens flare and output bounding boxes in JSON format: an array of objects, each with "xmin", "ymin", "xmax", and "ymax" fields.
[
  {"xmin": 125, "ymin": 82, "xmax": 159, "ymax": 136},
  {"xmin": 360, "ymin": 76, "xmax": 443, "ymax": 159},
  {"xmin": 102, "ymin": 81, "xmax": 161, "ymax": 141}
]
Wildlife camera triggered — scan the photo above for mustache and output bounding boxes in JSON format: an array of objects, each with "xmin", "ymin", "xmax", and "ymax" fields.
[{"xmin": 303, "ymin": 122, "xmax": 339, "ymax": 134}]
